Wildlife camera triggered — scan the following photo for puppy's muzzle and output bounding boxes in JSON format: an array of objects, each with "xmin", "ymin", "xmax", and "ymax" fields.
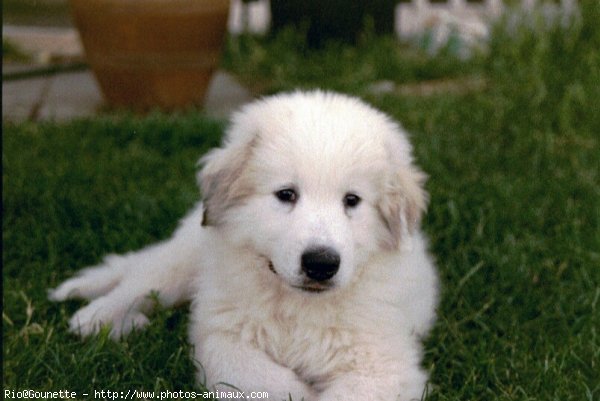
[{"xmin": 301, "ymin": 247, "xmax": 340, "ymax": 282}]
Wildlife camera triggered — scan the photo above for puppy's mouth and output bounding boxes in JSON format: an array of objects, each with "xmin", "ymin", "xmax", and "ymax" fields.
[{"xmin": 292, "ymin": 281, "xmax": 334, "ymax": 293}]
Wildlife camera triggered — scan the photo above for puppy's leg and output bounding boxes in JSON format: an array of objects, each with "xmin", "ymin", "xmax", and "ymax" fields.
[
  {"xmin": 48, "ymin": 254, "xmax": 127, "ymax": 302},
  {"xmin": 317, "ymin": 371, "xmax": 427, "ymax": 401},
  {"xmin": 49, "ymin": 203, "xmax": 205, "ymax": 339},
  {"xmin": 195, "ymin": 335, "xmax": 317, "ymax": 401},
  {"xmin": 316, "ymin": 339, "xmax": 428, "ymax": 401},
  {"xmin": 317, "ymin": 369, "xmax": 427, "ymax": 401}
]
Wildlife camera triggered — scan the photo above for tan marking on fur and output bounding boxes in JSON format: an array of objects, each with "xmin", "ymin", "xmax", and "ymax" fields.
[
  {"xmin": 378, "ymin": 166, "xmax": 428, "ymax": 249},
  {"xmin": 199, "ymin": 136, "xmax": 259, "ymax": 226}
]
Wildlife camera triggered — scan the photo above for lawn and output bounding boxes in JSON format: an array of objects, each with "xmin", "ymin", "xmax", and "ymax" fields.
[{"xmin": 3, "ymin": 2, "xmax": 599, "ymax": 400}]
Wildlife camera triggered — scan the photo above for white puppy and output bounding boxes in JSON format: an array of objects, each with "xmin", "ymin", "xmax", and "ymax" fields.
[{"xmin": 50, "ymin": 91, "xmax": 439, "ymax": 401}]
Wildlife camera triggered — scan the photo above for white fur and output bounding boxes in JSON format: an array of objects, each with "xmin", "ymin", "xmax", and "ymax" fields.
[{"xmin": 49, "ymin": 91, "xmax": 439, "ymax": 401}]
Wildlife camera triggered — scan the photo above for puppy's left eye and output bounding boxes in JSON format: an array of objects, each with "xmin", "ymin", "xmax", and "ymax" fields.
[
  {"xmin": 343, "ymin": 193, "xmax": 361, "ymax": 208},
  {"xmin": 275, "ymin": 188, "xmax": 298, "ymax": 203}
]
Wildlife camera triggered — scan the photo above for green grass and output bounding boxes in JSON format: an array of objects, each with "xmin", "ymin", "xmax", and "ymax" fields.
[
  {"xmin": 222, "ymin": 26, "xmax": 481, "ymax": 95},
  {"xmin": 3, "ymin": 2, "xmax": 599, "ymax": 400},
  {"xmin": 3, "ymin": 0, "xmax": 72, "ymax": 27},
  {"xmin": 3, "ymin": 114, "xmax": 224, "ymax": 395}
]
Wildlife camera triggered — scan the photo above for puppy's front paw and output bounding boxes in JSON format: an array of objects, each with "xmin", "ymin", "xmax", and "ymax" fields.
[
  {"xmin": 48, "ymin": 276, "xmax": 90, "ymax": 301},
  {"xmin": 49, "ymin": 258, "xmax": 124, "ymax": 301},
  {"xmin": 68, "ymin": 296, "xmax": 149, "ymax": 339}
]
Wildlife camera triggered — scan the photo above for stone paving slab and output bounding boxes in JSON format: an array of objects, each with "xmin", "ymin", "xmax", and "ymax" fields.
[
  {"xmin": 3, "ymin": 25, "xmax": 84, "ymax": 64},
  {"xmin": 3, "ymin": 69, "xmax": 253, "ymax": 122},
  {"xmin": 204, "ymin": 71, "xmax": 254, "ymax": 118},
  {"xmin": 3, "ymin": 70, "xmax": 101, "ymax": 122}
]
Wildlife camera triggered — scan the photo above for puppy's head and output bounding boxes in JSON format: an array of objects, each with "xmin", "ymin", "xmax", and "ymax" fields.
[{"xmin": 198, "ymin": 91, "xmax": 427, "ymax": 293}]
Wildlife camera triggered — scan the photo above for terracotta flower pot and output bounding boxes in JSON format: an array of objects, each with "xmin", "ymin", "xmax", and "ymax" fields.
[{"xmin": 70, "ymin": 0, "xmax": 230, "ymax": 111}]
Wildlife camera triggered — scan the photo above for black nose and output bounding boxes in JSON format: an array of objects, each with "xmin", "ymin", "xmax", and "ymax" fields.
[{"xmin": 301, "ymin": 247, "xmax": 340, "ymax": 282}]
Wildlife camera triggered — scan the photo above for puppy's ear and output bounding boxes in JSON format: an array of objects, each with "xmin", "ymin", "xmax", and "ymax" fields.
[
  {"xmin": 197, "ymin": 137, "xmax": 257, "ymax": 226},
  {"xmin": 378, "ymin": 165, "xmax": 428, "ymax": 250}
]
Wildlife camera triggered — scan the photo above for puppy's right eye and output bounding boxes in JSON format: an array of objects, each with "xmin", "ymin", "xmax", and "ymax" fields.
[{"xmin": 275, "ymin": 188, "xmax": 298, "ymax": 203}]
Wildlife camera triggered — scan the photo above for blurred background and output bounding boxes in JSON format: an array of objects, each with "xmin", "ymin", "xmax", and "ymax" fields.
[{"xmin": 3, "ymin": 0, "xmax": 577, "ymax": 120}]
